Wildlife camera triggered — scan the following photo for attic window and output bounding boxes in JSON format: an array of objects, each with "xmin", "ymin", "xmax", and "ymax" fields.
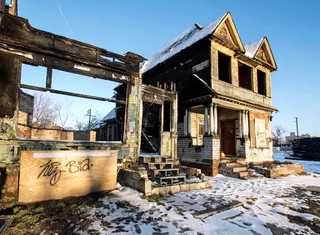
[
  {"xmin": 257, "ymin": 70, "xmax": 267, "ymax": 96},
  {"xmin": 218, "ymin": 52, "xmax": 231, "ymax": 84},
  {"xmin": 238, "ymin": 62, "xmax": 252, "ymax": 90}
]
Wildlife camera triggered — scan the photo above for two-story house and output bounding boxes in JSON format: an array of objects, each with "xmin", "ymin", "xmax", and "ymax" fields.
[{"xmin": 141, "ymin": 12, "xmax": 278, "ymax": 176}]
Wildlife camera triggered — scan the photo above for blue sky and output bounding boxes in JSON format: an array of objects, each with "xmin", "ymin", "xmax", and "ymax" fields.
[{"xmin": 18, "ymin": 0, "xmax": 320, "ymax": 135}]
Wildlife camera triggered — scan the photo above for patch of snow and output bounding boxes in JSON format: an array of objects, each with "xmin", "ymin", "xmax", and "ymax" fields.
[
  {"xmin": 80, "ymin": 173, "xmax": 320, "ymax": 234},
  {"xmin": 244, "ymin": 38, "xmax": 264, "ymax": 58}
]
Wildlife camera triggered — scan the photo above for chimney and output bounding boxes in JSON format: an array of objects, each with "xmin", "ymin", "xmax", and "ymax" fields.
[{"xmin": 8, "ymin": 0, "xmax": 18, "ymax": 16}]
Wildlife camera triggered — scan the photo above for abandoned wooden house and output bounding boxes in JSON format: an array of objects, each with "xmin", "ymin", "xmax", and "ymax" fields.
[
  {"xmin": 141, "ymin": 12, "xmax": 278, "ymax": 176},
  {"xmin": 0, "ymin": 1, "xmax": 279, "ymax": 207}
]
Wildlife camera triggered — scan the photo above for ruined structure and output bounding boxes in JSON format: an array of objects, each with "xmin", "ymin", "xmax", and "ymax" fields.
[
  {"xmin": 0, "ymin": 1, "xmax": 207, "ymax": 206},
  {"xmin": 142, "ymin": 12, "xmax": 278, "ymax": 176}
]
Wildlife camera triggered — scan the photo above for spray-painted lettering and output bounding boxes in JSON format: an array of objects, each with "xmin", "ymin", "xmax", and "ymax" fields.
[{"xmin": 38, "ymin": 158, "xmax": 91, "ymax": 186}]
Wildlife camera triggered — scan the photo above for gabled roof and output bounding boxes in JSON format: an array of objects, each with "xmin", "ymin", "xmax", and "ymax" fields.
[
  {"xmin": 101, "ymin": 108, "xmax": 116, "ymax": 122},
  {"xmin": 142, "ymin": 12, "xmax": 246, "ymax": 74},
  {"xmin": 244, "ymin": 37, "xmax": 277, "ymax": 70}
]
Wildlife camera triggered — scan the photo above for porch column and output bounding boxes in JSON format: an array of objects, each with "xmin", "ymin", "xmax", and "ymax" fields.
[
  {"xmin": 244, "ymin": 110, "xmax": 249, "ymax": 137},
  {"xmin": 213, "ymin": 103, "xmax": 218, "ymax": 135},
  {"xmin": 187, "ymin": 110, "xmax": 191, "ymax": 137},
  {"xmin": 204, "ymin": 107, "xmax": 208, "ymax": 135},
  {"xmin": 184, "ymin": 109, "xmax": 188, "ymax": 136},
  {"xmin": 242, "ymin": 110, "xmax": 246, "ymax": 137},
  {"xmin": 210, "ymin": 103, "xmax": 214, "ymax": 135},
  {"xmin": 239, "ymin": 111, "xmax": 242, "ymax": 138}
]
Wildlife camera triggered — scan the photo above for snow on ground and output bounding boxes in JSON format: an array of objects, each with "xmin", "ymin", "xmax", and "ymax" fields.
[
  {"xmin": 274, "ymin": 151, "xmax": 320, "ymax": 174},
  {"xmin": 79, "ymin": 174, "xmax": 320, "ymax": 235}
]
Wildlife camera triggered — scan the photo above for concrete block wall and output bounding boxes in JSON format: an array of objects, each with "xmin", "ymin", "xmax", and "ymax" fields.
[
  {"xmin": 178, "ymin": 137, "xmax": 214, "ymax": 164},
  {"xmin": 245, "ymin": 140, "xmax": 273, "ymax": 162},
  {"xmin": 177, "ymin": 122, "xmax": 184, "ymax": 137}
]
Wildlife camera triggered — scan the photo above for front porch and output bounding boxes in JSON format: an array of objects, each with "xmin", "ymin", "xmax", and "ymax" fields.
[{"xmin": 177, "ymin": 99, "xmax": 274, "ymax": 176}]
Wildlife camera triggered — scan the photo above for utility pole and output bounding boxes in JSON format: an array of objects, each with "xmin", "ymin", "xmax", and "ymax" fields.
[
  {"xmin": 85, "ymin": 109, "xmax": 92, "ymax": 130},
  {"xmin": 295, "ymin": 117, "xmax": 299, "ymax": 139}
]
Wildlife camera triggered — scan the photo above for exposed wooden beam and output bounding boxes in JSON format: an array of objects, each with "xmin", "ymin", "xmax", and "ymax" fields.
[
  {"xmin": 0, "ymin": 13, "xmax": 141, "ymax": 84},
  {"xmin": 46, "ymin": 67, "xmax": 52, "ymax": 89},
  {"xmin": 20, "ymin": 84, "xmax": 126, "ymax": 104}
]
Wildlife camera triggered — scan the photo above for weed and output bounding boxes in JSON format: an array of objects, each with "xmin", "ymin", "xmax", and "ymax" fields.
[
  {"xmin": 56, "ymin": 201, "xmax": 66, "ymax": 208},
  {"xmin": 34, "ymin": 206, "xmax": 45, "ymax": 213},
  {"xmin": 141, "ymin": 194, "xmax": 147, "ymax": 200},
  {"xmin": 176, "ymin": 207, "xmax": 185, "ymax": 216}
]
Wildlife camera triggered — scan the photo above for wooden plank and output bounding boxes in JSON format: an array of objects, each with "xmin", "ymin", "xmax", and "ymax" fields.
[
  {"xmin": 18, "ymin": 150, "xmax": 117, "ymax": 203},
  {"xmin": 20, "ymin": 84, "xmax": 126, "ymax": 104}
]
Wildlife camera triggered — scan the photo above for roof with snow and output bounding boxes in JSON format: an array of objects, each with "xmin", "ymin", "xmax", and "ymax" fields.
[
  {"xmin": 93, "ymin": 108, "xmax": 116, "ymax": 129},
  {"xmin": 101, "ymin": 108, "xmax": 116, "ymax": 122},
  {"xmin": 244, "ymin": 38, "xmax": 264, "ymax": 58},
  {"xmin": 141, "ymin": 13, "xmax": 228, "ymax": 73},
  {"xmin": 141, "ymin": 12, "xmax": 277, "ymax": 73}
]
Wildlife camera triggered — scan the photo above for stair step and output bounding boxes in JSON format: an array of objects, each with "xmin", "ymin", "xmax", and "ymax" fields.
[
  {"xmin": 145, "ymin": 162, "xmax": 173, "ymax": 170},
  {"xmin": 237, "ymin": 171, "xmax": 249, "ymax": 178},
  {"xmin": 139, "ymin": 156, "xmax": 167, "ymax": 163},
  {"xmin": 156, "ymin": 176, "xmax": 185, "ymax": 186},
  {"xmin": 231, "ymin": 166, "xmax": 248, "ymax": 172},
  {"xmin": 220, "ymin": 163, "xmax": 240, "ymax": 168},
  {"xmin": 151, "ymin": 168, "xmax": 179, "ymax": 178}
]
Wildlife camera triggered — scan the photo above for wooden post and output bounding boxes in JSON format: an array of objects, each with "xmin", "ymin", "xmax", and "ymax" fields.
[
  {"xmin": 204, "ymin": 107, "xmax": 208, "ymax": 135},
  {"xmin": 0, "ymin": 0, "xmax": 5, "ymax": 12},
  {"xmin": 184, "ymin": 109, "xmax": 188, "ymax": 136},
  {"xmin": 210, "ymin": 103, "xmax": 214, "ymax": 135},
  {"xmin": 187, "ymin": 110, "xmax": 191, "ymax": 137},
  {"xmin": 214, "ymin": 103, "xmax": 218, "ymax": 135},
  {"xmin": 242, "ymin": 110, "xmax": 246, "ymax": 137},
  {"xmin": 239, "ymin": 111, "xmax": 242, "ymax": 138}
]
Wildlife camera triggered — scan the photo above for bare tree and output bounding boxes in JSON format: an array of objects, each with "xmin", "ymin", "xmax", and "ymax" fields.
[
  {"xmin": 272, "ymin": 125, "xmax": 287, "ymax": 146},
  {"xmin": 74, "ymin": 113, "xmax": 102, "ymax": 131},
  {"xmin": 32, "ymin": 92, "xmax": 58, "ymax": 127},
  {"xmin": 55, "ymin": 100, "xmax": 74, "ymax": 129}
]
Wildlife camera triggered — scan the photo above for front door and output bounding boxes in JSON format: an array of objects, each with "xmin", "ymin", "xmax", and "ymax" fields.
[{"xmin": 221, "ymin": 120, "xmax": 236, "ymax": 156}]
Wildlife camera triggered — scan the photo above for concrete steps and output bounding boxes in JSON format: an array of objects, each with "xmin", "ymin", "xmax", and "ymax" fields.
[
  {"xmin": 219, "ymin": 158, "xmax": 250, "ymax": 179},
  {"xmin": 139, "ymin": 155, "xmax": 186, "ymax": 186}
]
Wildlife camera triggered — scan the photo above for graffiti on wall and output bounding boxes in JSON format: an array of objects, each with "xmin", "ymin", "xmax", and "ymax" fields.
[{"xmin": 255, "ymin": 118, "xmax": 266, "ymax": 148}]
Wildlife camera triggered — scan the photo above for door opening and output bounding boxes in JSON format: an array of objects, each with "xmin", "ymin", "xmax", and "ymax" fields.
[
  {"xmin": 221, "ymin": 120, "xmax": 236, "ymax": 156},
  {"xmin": 141, "ymin": 102, "xmax": 161, "ymax": 153}
]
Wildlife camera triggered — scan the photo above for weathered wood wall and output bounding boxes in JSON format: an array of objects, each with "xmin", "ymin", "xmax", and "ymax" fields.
[{"xmin": 19, "ymin": 150, "xmax": 117, "ymax": 203}]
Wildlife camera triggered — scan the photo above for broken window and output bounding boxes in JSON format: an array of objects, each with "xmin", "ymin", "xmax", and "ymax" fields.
[
  {"xmin": 218, "ymin": 52, "xmax": 231, "ymax": 83},
  {"xmin": 257, "ymin": 70, "xmax": 267, "ymax": 96},
  {"xmin": 238, "ymin": 62, "xmax": 252, "ymax": 90},
  {"xmin": 190, "ymin": 112, "xmax": 204, "ymax": 146}
]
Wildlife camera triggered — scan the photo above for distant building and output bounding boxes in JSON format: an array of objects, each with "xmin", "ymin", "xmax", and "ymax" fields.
[{"xmin": 285, "ymin": 132, "xmax": 296, "ymax": 144}]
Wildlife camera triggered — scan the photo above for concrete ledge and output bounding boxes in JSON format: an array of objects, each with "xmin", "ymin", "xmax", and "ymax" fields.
[
  {"xmin": 252, "ymin": 164, "xmax": 304, "ymax": 178},
  {"xmin": 151, "ymin": 181, "xmax": 211, "ymax": 195},
  {"xmin": 118, "ymin": 169, "xmax": 211, "ymax": 195}
]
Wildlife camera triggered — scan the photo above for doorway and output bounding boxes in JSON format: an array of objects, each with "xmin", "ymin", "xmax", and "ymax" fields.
[
  {"xmin": 221, "ymin": 120, "xmax": 236, "ymax": 156},
  {"xmin": 141, "ymin": 102, "xmax": 161, "ymax": 153}
]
